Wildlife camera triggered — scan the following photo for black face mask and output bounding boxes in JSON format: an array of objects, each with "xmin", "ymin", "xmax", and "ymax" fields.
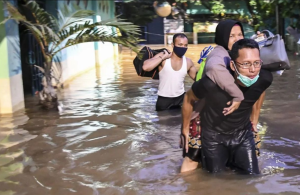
[{"xmin": 173, "ymin": 46, "xmax": 187, "ymax": 58}]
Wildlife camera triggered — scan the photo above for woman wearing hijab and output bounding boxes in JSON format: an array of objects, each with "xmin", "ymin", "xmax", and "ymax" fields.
[
  {"xmin": 205, "ymin": 20, "xmax": 245, "ymax": 113},
  {"xmin": 181, "ymin": 19, "xmax": 264, "ymax": 173}
]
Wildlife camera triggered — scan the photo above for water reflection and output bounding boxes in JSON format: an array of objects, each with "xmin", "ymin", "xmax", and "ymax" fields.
[
  {"xmin": 0, "ymin": 45, "xmax": 300, "ymax": 194},
  {"xmin": 0, "ymin": 112, "xmax": 37, "ymax": 194}
]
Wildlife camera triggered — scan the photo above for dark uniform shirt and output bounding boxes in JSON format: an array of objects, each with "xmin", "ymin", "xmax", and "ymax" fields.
[{"xmin": 192, "ymin": 69, "xmax": 273, "ymax": 134}]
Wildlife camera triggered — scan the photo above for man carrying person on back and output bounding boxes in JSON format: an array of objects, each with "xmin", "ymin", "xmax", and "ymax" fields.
[{"xmin": 181, "ymin": 39, "xmax": 273, "ymax": 174}]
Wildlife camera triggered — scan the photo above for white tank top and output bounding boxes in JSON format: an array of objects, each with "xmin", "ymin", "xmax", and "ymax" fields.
[{"xmin": 157, "ymin": 56, "xmax": 187, "ymax": 97}]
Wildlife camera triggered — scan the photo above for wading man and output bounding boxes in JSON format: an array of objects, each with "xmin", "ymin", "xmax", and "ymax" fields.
[
  {"xmin": 181, "ymin": 39, "xmax": 273, "ymax": 174},
  {"xmin": 143, "ymin": 33, "xmax": 197, "ymax": 111}
]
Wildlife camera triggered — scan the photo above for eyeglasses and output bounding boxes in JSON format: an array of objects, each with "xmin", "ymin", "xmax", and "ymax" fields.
[{"xmin": 234, "ymin": 60, "xmax": 262, "ymax": 69}]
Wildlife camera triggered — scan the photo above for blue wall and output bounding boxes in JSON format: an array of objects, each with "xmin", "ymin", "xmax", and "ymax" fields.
[
  {"xmin": 3, "ymin": 0, "xmax": 21, "ymax": 77},
  {"xmin": 42, "ymin": 0, "xmax": 117, "ymax": 83}
]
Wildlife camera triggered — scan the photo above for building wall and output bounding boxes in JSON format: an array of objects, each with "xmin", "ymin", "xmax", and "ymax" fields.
[
  {"xmin": 45, "ymin": 0, "xmax": 117, "ymax": 85},
  {"xmin": 0, "ymin": 0, "xmax": 117, "ymax": 114},
  {"xmin": 56, "ymin": 1, "xmax": 95, "ymax": 84},
  {"xmin": 0, "ymin": 0, "xmax": 24, "ymax": 115},
  {"xmin": 92, "ymin": 0, "xmax": 117, "ymax": 66}
]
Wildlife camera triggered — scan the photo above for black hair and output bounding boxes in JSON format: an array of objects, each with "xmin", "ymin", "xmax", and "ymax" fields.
[
  {"xmin": 173, "ymin": 33, "xmax": 188, "ymax": 44},
  {"xmin": 229, "ymin": 39, "xmax": 260, "ymax": 61}
]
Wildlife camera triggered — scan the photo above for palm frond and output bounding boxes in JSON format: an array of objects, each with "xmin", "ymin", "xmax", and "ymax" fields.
[
  {"xmin": 50, "ymin": 19, "xmax": 92, "ymax": 52},
  {"xmin": 57, "ymin": 3, "xmax": 95, "ymax": 32},
  {"xmin": 4, "ymin": 1, "xmax": 28, "ymax": 23},
  {"xmin": 24, "ymin": 0, "xmax": 59, "ymax": 45},
  {"xmin": 52, "ymin": 26, "xmax": 141, "ymax": 57},
  {"xmin": 0, "ymin": 17, "xmax": 11, "ymax": 25},
  {"xmin": 20, "ymin": 23, "xmax": 47, "ymax": 53},
  {"xmin": 3, "ymin": 2, "xmax": 47, "ymax": 53},
  {"xmin": 50, "ymin": 18, "xmax": 141, "ymax": 53},
  {"xmin": 25, "ymin": 0, "xmax": 59, "ymax": 32},
  {"xmin": 35, "ymin": 23, "xmax": 59, "ymax": 44},
  {"xmin": 3, "ymin": 2, "xmax": 58, "ymax": 53}
]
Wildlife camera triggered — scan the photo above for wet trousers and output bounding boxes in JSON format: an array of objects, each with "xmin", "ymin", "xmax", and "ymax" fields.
[
  {"xmin": 156, "ymin": 93, "xmax": 185, "ymax": 111},
  {"xmin": 201, "ymin": 128, "xmax": 259, "ymax": 174}
]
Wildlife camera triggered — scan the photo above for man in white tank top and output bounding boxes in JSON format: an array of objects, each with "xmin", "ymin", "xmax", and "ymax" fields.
[{"xmin": 143, "ymin": 33, "xmax": 197, "ymax": 111}]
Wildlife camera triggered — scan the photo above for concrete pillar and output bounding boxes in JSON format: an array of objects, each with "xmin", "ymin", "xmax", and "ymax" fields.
[
  {"xmin": 93, "ymin": 0, "xmax": 117, "ymax": 67},
  {"xmin": 0, "ymin": 1, "xmax": 25, "ymax": 115},
  {"xmin": 193, "ymin": 31, "xmax": 198, "ymax": 44},
  {"xmin": 92, "ymin": 0, "xmax": 101, "ymax": 67}
]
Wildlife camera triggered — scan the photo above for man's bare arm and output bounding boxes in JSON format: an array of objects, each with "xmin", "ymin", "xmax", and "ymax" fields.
[
  {"xmin": 182, "ymin": 89, "xmax": 199, "ymax": 152},
  {"xmin": 187, "ymin": 58, "xmax": 198, "ymax": 81},
  {"xmin": 142, "ymin": 50, "xmax": 171, "ymax": 72},
  {"xmin": 250, "ymin": 91, "xmax": 266, "ymax": 131}
]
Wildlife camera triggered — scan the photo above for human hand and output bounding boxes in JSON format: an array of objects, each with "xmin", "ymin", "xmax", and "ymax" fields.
[
  {"xmin": 256, "ymin": 31, "xmax": 264, "ymax": 37},
  {"xmin": 251, "ymin": 31, "xmax": 266, "ymax": 41},
  {"xmin": 179, "ymin": 134, "xmax": 184, "ymax": 148},
  {"xmin": 252, "ymin": 122, "xmax": 258, "ymax": 132},
  {"xmin": 181, "ymin": 131, "xmax": 189, "ymax": 153},
  {"xmin": 255, "ymin": 31, "xmax": 267, "ymax": 41},
  {"xmin": 223, "ymin": 101, "xmax": 241, "ymax": 116},
  {"xmin": 162, "ymin": 49, "xmax": 172, "ymax": 60}
]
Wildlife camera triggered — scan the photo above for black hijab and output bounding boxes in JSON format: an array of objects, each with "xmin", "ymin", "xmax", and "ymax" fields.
[{"xmin": 215, "ymin": 19, "xmax": 244, "ymax": 50}]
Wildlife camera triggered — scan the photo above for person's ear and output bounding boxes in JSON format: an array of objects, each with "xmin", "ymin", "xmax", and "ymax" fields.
[{"xmin": 230, "ymin": 60, "xmax": 235, "ymax": 72}]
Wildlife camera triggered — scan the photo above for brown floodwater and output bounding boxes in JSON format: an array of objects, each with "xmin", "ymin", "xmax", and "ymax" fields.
[{"xmin": 1, "ymin": 44, "xmax": 300, "ymax": 195}]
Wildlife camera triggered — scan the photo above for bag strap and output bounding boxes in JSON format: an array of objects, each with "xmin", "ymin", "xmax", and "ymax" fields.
[{"xmin": 261, "ymin": 30, "xmax": 274, "ymax": 38}]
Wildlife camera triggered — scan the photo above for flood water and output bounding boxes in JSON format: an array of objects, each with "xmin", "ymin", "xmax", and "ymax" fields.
[{"xmin": 1, "ymin": 44, "xmax": 300, "ymax": 195}]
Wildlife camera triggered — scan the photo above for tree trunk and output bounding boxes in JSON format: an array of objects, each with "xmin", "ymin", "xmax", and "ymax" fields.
[{"xmin": 39, "ymin": 59, "xmax": 58, "ymax": 110}]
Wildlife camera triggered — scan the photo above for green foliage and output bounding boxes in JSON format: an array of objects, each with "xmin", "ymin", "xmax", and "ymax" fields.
[
  {"xmin": 115, "ymin": 0, "xmax": 157, "ymax": 26},
  {"xmin": 173, "ymin": 0, "xmax": 300, "ymax": 30},
  {"xmin": 210, "ymin": 1, "xmax": 225, "ymax": 15},
  {"xmin": 274, "ymin": 0, "xmax": 300, "ymax": 28},
  {"xmin": 243, "ymin": 0, "xmax": 300, "ymax": 30}
]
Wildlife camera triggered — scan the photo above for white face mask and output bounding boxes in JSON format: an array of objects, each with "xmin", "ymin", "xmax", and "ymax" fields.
[{"xmin": 232, "ymin": 61, "xmax": 259, "ymax": 87}]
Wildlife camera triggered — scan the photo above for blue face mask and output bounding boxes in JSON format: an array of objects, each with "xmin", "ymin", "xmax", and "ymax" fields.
[
  {"xmin": 232, "ymin": 62, "xmax": 259, "ymax": 87},
  {"xmin": 173, "ymin": 46, "xmax": 187, "ymax": 58}
]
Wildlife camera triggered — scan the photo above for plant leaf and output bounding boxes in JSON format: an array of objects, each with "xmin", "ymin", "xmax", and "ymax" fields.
[
  {"xmin": 53, "ymin": 26, "xmax": 141, "ymax": 57},
  {"xmin": 51, "ymin": 18, "xmax": 141, "ymax": 53},
  {"xmin": 33, "ymin": 65, "xmax": 45, "ymax": 73},
  {"xmin": 57, "ymin": 3, "xmax": 95, "ymax": 31},
  {"xmin": 25, "ymin": 0, "xmax": 59, "ymax": 32}
]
